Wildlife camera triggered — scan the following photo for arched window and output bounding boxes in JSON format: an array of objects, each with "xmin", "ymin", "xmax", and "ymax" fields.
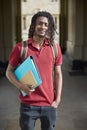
[
  {"xmin": 23, "ymin": 0, "xmax": 27, "ymax": 2},
  {"xmin": 51, "ymin": 0, "xmax": 58, "ymax": 2},
  {"xmin": 54, "ymin": 16, "xmax": 57, "ymax": 27},
  {"xmin": 23, "ymin": 16, "xmax": 26, "ymax": 30}
]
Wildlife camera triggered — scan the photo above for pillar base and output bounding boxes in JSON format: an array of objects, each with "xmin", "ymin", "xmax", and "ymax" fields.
[{"xmin": 69, "ymin": 60, "xmax": 87, "ymax": 76}]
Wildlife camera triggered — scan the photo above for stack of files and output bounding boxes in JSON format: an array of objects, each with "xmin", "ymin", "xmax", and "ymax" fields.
[{"xmin": 14, "ymin": 56, "xmax": 42, "ymax": 96}]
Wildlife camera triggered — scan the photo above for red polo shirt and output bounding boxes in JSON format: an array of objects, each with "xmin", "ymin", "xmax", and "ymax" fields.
[{"xmin": 9, "ymin": 38, "xmax": 62, "ymax": 106}]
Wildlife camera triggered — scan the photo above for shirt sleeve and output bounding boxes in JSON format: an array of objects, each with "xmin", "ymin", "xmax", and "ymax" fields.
[
  {"xmin": 9, "ymin": 43, "xmax": 21, "ymax": 67},
  {"xmin": 54, "ymin": 44, "xmax": 62, "ymax": 66}
]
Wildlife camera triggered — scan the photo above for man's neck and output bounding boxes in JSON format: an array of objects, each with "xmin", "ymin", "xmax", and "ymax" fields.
[{"xmin": 33, "ymin": 36, "xmax": 45, "ymax": 49}]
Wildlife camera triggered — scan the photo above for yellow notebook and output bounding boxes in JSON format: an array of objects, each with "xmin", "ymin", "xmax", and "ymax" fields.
[{"xmin": 20, "ymin": 70, "xmax": 37, "ymax": 87}]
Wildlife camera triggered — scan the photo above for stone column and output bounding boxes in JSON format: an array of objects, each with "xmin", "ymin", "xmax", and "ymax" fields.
[
  {"xmin": 60, "ymin": 0, "xmax": 68, "ymax": 54},
  {"xmin": 0, "ymin": 0, "xmax": 16, "ymax": 61},
  {"xmin": 67, "ymin": 0, "xmax": 85, "ymax": 71}
]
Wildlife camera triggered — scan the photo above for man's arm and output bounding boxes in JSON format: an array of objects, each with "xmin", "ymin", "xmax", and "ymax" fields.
[
  {"xmin": 51, "ymin": 65, "xmax": 63, "ymax": 108},
  {"xmin": 6, "ymin": 64, "xmax": 34, "ymax": 95}
]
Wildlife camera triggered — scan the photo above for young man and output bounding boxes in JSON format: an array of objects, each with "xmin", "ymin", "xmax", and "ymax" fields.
[{"xmin": 6, "ymin": 11, "xmax": 62, "ymax": 130}]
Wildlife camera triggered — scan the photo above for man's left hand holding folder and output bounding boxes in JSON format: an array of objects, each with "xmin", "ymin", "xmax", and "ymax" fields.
[{"xmin": 20, "ymin": 83, "xmax": 35, "ymax": 95}]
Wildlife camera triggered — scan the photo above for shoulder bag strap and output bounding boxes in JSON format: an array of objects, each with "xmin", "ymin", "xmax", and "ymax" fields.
[
  {"xmin": 51, "ymin": 43, "xmax": 58, "ymax": 63},
  {"xmin": 21, "ymin": 40, "xmax": 28, "ymax": 62}
]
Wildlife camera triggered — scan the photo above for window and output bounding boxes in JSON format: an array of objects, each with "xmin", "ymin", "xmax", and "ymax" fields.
[
  {"xmin": 51, "ymin": 0, "xmax": 58, "ymax": 2},
  {"xmin": 53, "ymin": 16, "xmax": 58, "ymax": 28},
  {"xmin": 23, "ymin": 0, "xmax": 27, "ymax": 2},
  {"xmin": 23, "ymin": 16, "xmax": 27, "ymax": 30},
  {"xmin": 54, "ymin": 16, "xmax": 57, "ymax": 27}
]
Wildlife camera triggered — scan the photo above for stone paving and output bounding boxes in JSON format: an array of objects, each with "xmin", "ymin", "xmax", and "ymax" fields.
[{"xmin": 0, "ymin": 55, "xmax": 87, "ymax": 130}]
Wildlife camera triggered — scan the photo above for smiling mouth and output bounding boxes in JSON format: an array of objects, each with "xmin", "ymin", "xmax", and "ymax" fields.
[{"xmin": 39, "ymin": 30, "xmax": 46, "ymax": 34}]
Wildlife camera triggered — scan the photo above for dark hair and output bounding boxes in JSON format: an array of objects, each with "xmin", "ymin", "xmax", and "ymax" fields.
[{"xmin": 28, "ymin": 11, "xmax": 56, "ymax": 45}]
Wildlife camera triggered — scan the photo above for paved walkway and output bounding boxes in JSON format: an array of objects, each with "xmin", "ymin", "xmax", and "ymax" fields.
[{"xmin": 0, "ymin": 55, "xmax": 87, "ymax": 130}]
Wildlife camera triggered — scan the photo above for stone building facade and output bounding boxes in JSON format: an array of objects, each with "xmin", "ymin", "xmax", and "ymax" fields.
[{"xmin": 21, "ymin": 0, "xmax": 60, "ymax": 42}]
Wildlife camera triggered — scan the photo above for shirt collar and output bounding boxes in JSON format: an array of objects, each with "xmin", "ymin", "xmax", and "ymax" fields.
[{"xmin": 27, "ymin": 37, "xmax": 50, "ymax": 46}]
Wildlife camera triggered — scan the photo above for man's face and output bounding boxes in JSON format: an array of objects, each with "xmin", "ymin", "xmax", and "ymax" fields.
[{"xmin": 34, "ymin": 16, "xmax": 49, "ymax": 38}]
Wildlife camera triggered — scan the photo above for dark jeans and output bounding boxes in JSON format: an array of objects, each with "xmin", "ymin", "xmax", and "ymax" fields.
[{"xmin": 20, "ymin": 103, "xmax": 57, "ymax": 130}]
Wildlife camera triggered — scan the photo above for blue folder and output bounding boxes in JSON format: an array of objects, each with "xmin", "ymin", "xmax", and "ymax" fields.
[{"xmin": 14, "ymin": 56, "xmax": 42, "ymax": 96}]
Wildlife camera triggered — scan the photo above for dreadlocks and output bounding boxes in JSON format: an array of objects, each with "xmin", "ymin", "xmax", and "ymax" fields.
[{"xmin": 28, "ymin": 11, "xmax": 57, "ymax": 45}]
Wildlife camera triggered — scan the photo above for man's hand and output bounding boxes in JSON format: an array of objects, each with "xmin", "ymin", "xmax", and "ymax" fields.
[
  {"xmin": 20, "ymin": 84, "xmax": 35, "ymax": 95},
  {"xmin": 51, "ymin": 99, "xmax": 61, "ymax": 108}
]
